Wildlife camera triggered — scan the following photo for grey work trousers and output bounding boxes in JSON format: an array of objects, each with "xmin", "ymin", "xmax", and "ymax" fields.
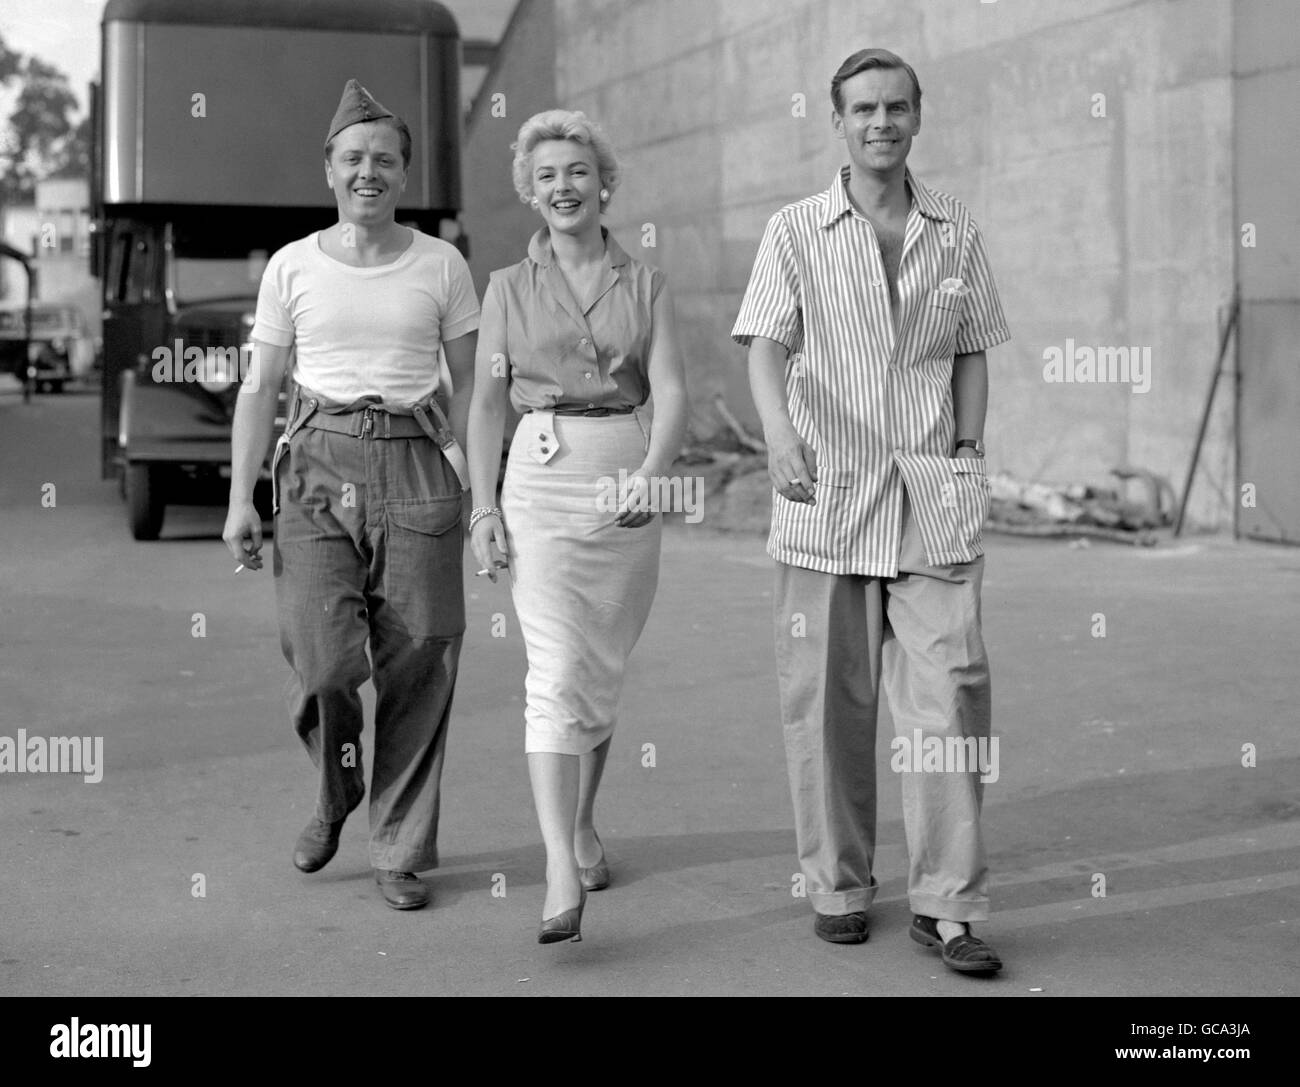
[{"xmin": 272, "ymin": 414, "xmax": 465, "ymax": 872}]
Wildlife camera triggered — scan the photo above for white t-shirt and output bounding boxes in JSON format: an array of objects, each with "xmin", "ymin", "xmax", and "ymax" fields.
[{"xmin": 251, "ymin": 229, "xmax": 480, "ymax": 405}]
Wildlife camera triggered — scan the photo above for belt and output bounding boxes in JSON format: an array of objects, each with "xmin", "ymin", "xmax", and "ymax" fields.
[
  {"xmin": 282, "ymin": 389, "xmax": 470, "ymax": 488},
  {"xmin": 539, "ymin": 404, "xmax": 636, "ymax": 417},
  {"xmin": 301, "ymin": 407, "xmax": 431, "ymax": 439}
]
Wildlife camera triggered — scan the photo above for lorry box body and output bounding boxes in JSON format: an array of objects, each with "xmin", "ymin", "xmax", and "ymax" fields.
[{"xmin": 93, "ymin": 0, "xmax": 465, "ymax": 540}]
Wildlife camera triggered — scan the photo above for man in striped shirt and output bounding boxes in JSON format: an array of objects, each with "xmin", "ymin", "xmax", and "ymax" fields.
[{"xmin": 732, "ymin": 48, "xmax": 1010, "ymax": 976}]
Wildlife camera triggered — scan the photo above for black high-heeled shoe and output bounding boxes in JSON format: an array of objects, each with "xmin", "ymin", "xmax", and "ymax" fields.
[{"xmin": 538, "ymin": 887, "xmax": 587, "ymax": 944}]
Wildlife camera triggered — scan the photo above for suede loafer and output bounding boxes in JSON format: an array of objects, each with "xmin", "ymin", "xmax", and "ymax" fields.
[{"xmin": 910, "ymin": 914, "xmax": 1002, "ymax": 976}]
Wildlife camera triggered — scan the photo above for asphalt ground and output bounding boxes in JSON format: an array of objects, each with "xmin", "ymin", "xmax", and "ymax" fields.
[{"xmin": 0, "ymin": 383, "xmax": 1297, "ymax": 1003}]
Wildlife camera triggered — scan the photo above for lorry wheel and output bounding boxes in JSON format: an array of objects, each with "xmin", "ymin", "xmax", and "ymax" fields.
[{"xmin": 125, "ymin": 463, "xmax": 166, "ymax": 540}]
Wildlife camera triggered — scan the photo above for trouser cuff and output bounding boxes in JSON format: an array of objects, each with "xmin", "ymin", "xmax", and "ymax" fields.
[
  {"xmin": 809, "ymin": 886, "xmax": 876, "ymax": 915},
  {"xmin": 371, "ymin": 845, "xmax": 439, "ymax": 873},
  {"xmin": 909, "ymin": 891, "xmax": 989, "ymax": 923}
]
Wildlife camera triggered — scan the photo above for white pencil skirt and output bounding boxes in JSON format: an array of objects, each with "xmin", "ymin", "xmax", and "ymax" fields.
[{"xmin": 502, "ymin": 408, "xmax": 662, "ymax": 755}]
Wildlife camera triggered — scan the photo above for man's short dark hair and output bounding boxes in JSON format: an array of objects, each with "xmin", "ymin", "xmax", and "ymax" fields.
[
  {"xmin": 325, "ymin": 116, "xmax": 413, "ymax": 169},
  {"xmin": 831, "ymin": 48, "xmax": 922, "ymax": 113}
]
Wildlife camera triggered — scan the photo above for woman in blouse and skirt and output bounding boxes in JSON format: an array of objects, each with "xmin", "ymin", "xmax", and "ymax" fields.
[{"xmin": 467, "ymin": 110, "xmax": 686, "ymax": 943}]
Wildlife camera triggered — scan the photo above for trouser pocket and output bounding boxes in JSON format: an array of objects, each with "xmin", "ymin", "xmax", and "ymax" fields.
[
  {"xmin": 271, "ymin": 434, "xmax": 290, "ymax": 516},
  {"xmin": 377, "ymin": 494, "xmax": 466, "ymax": 638}
]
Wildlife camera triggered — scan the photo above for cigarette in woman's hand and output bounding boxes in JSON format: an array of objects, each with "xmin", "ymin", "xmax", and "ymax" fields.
[{"xmin": 235, "ymin": 564, "xmax": 246, "ymax": 574}]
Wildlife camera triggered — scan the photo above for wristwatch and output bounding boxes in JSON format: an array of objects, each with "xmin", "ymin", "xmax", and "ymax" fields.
[{"xmin": 955, "ymin": 438, "xmax": 985, "ymax": 456}]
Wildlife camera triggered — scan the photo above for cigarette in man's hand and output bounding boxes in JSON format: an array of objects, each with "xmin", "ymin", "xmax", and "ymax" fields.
[
  {"xmin": 474, "ymin": 567, "xmax": 490, "ymax": 577},
  {"xmin": 235, "ymin": 564, "xmax": 246, "ymax": 574}
]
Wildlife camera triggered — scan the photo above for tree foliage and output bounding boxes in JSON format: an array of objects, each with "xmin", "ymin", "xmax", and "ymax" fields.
[{"xmin": 0, "ymin": 31, "xmax": 88, "ymax": 209}]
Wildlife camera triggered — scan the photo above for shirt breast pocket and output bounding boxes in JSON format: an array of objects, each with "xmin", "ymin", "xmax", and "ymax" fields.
[{"xmin": 918, "ymin": 289, "xmax": 963, "ymax": 358}]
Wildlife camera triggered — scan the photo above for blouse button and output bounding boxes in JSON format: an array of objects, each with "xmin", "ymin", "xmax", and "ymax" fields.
[
  {"xmin": 584, "ymin": 371, "xmax": 592, "ymax": 379},
  {"xmin": 580, "ymin": 337, "xmax": 590, "ymax": 346}
]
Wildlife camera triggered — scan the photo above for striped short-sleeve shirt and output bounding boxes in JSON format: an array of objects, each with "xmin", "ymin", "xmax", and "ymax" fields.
[{"xmin": 732, "ymin": 167, "xmax": 1010, "ymax": 576}]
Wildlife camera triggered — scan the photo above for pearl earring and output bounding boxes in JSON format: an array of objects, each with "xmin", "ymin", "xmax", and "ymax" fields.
[
  {"xmin": 600, "ymin": 189, "xmax": 609, "ymax": 201},
  {"xmin": 530, "ymin": 197, "xmax": 539, "ymax": 208}
]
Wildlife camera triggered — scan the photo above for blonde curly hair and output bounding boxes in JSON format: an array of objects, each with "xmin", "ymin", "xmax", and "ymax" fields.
[{"xmin": 511, "ymin": 109, "xmax": 621, "ymax": 210}]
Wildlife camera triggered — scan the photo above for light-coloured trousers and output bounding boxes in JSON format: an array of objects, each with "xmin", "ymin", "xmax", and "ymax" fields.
[{"xmin": 773, "ymin": 501, "xmax": 992, "ymax": 922}]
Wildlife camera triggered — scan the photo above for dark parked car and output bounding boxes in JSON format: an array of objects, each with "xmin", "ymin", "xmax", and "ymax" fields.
[{"xmin": 0, "ymin": 303, "xmax": 96, "ymax": 393}]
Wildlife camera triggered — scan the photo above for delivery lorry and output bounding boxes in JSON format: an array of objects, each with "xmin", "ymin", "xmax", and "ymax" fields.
[{"xmin": 91, "ymin": 0, "xmax": 466, "ymax": 539}]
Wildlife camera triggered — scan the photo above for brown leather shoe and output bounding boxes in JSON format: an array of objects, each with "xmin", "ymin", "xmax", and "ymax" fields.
[
  {"xmin": 292, "ymin": 816, "xmax": 346, "ymax": 873},
  {"xmin": 374, "ymin": 869, "xmax": 430, "ymax": 911},
  {"xmin": 814, "ymin": 911, "xmax": 870, "ymax": 944},
  {"xmin": 910, "ymin": 915, "xmax": 1002, "ymax": 975}
]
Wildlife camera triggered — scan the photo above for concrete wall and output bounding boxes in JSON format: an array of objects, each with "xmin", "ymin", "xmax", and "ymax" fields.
[
  {"xmin": 468, "ymin": 0, "xmax": 1249, "ymax": 528},
  {"xmin": 1232, "ymin": 0, "xmax": 1300, "ymax": 542},
  {"xmin": 462, "ymin": 0, "xmax": 557, "ymax": 295}
]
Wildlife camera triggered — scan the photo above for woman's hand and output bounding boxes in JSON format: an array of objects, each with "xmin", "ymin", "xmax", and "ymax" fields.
[
  {"xmin": 470, "ymin": 515, "xmax": 510, "ymax": 582},
  {"xmin": 614, "ymin": 466, "xmax": 657, "ymax": 528}
]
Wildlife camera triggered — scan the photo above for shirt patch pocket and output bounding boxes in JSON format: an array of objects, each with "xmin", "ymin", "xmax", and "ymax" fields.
[
  {"xmin": 930, "ymin": 288, "xmax": 964, "ymax": 313},
  {"xmin": 919, "ymin": 289, "xmax": 963, "ymax": 358},
  {"xmin": 939, "ymin": 457, "xmax": 989, "ymax": 559},
  {"xmin": 777, "ymin": 464, "xmax": 855, "ymax": 561},
  {"xmin": 816, "ymin": 466, "xmax": 857, "ymax": 489},
  {"xmin": 893, "ymin": 452, "xmax": 988, "ymax": 564}
]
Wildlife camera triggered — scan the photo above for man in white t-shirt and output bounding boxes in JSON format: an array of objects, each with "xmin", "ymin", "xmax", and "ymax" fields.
[{"xmin": 222, "ymin": 80, "xmax": 479, "ymax": 911}]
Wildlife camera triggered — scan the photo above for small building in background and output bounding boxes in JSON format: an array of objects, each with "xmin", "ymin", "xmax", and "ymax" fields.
[{"xmin": 0, "ymin": 176, "xmax": 101, "ymax": 347}]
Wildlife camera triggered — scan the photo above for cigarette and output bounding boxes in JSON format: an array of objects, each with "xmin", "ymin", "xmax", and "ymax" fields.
[
  {"xmin": 475, "ymin": 568, "xmax": 490, "ymax": 576},
  {"xmin": 235, "ymin": 564, "xmax": 246, "ymax": 574}
]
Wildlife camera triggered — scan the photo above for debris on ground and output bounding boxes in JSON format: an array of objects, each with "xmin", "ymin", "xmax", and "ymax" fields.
[
  {"xmin": 676, "ymin": 400, "xmax": 1179, "ymax": 549},
  {"xmin": 987, "ymin": 466, "xmax": 1175, "ymax": 546}
]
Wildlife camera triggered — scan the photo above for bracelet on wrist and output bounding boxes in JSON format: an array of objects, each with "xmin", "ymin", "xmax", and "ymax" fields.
[{"xmin": 468, "ymin": 506, "xmax": 503, "ymax": 532}]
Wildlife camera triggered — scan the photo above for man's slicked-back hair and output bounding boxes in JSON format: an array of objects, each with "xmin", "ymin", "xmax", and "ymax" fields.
[{"xmin": 831, "ymin": 48, "xmax": 922, "ymax": 113}]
